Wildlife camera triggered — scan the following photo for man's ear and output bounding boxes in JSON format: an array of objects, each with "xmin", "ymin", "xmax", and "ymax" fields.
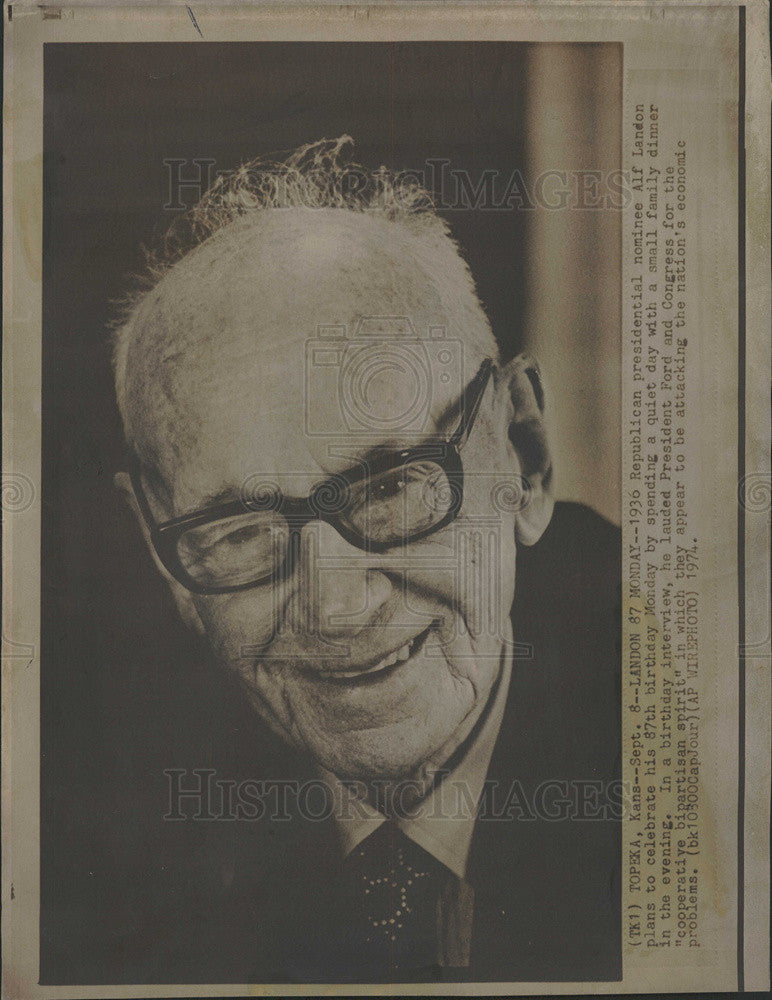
[
  {"xmin": 114, "ymin": 471, "xmax": 206, "ymax": 636},
  {"xmin": 500, "ymin": 354, "xmax": 555, "ymax": 546}
]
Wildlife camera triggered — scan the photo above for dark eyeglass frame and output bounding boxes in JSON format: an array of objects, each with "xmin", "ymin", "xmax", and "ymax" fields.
[{"xmin": 130, "ymin": 357, "xmax": 495, "ymax": 595}]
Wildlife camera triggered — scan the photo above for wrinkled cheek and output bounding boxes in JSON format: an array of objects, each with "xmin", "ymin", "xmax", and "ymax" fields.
[
  {"xmin": 192, "ymin": 596, "xmax": 279, "ymax": 688},
  {"xmin": 192, "ymin": 595, "xmax": 286, "ymax": 727},
  {"xmin": 243, "ymin": 666, "xmax": 299, "ymax": 741},
  {"xmin": 215, "ymin": 634, "xmax": 300, "ymax": 741}
]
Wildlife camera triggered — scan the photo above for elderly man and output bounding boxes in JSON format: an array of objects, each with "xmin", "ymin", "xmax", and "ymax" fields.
[{"xmin": 113, "ymin": 138, "xmax": 620, "ymax": 983}]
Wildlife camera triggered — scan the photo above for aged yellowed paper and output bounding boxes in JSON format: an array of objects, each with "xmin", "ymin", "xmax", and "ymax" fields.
[{"xmin": 3, "ymin": 2, "xmax": 770, "ymax": 995}]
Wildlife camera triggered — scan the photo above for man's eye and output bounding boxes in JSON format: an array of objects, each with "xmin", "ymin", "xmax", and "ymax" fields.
[
  {"xmin": 217, "ymin": 524, "xmax": 263, "ymax": 548},
  {"xmin": 369, "ymin": 475, "xmax": 406, "ymax": 502},
  {"xmin": 180, "ymin": 515, "xmax": 285, "ymax": 562},
  {"xmin": 194, "ymin": 522, "xmax": 263, "ymax": 551}
]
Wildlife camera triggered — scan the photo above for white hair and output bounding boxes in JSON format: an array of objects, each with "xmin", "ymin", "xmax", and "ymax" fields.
[{"xmin": 112, "ymin": 136, "xmax": 498, "ymax": 444}]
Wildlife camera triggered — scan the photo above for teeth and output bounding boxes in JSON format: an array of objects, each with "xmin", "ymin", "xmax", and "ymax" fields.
[{"xmin": 328, "ymin": 629, "xmax": 428, "ymax": 680}]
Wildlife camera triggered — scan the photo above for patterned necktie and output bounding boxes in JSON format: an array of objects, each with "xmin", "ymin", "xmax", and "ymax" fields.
[{"xmin": 339, "ymin": 821, "xmax": 447, "ymax": 975}]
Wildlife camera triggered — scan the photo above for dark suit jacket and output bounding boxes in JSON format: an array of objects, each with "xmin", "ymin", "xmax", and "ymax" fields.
[{"xmin": 41, "ymin": 501, "xmax": 621, "ymax": 984}]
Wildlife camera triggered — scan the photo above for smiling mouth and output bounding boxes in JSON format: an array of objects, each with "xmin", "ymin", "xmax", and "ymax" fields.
[{"xmin": 315, "ymin": 625, "xmax": 435, "ymax": 685}]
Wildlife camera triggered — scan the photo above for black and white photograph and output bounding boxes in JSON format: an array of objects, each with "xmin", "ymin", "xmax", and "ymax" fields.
[
  {"xmin": 39, "ymin": 40, "xmax": 623, "ymax": 985},
  {"xmin": 5, "ymin": 3, "xmax": 767, "ymax": 994}
]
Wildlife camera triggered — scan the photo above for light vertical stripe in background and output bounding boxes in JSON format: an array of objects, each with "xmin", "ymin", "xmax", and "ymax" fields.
[{"xmin": 524, "ymin": 44, "xmax": 622, "ymax": 525}]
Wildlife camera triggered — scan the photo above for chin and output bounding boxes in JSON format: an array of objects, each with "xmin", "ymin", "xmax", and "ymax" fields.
[
  {"xmin": 321, "ymin": 748, "xmax": 425, "ymax": 784},
  {"xmin": 305, "ymin": 711, "xmax": 467, "ymax": 784},
  {"xmin": 233, "ymin": 629, "xmax": 494, "ymax": 782}
]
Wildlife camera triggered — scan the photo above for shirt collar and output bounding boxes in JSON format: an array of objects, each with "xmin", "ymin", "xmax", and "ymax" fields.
[{"xmin": 319, "ymin": 630, "xmax": 513, "ymax": 880}]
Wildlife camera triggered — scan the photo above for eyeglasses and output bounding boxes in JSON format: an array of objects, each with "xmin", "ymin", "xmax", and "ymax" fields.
[{"xmin": 130, "ymin": 358, "xmax": 495, "ymax": 595}]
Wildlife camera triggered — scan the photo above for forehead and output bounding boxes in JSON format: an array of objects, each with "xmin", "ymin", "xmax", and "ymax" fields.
[{"xmin": 124, "ymin": 210, "xmax": 490, "ymax": 512}]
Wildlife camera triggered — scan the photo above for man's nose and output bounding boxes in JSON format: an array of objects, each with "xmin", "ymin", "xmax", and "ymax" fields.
[{"xmin": 294, "ymin": 520, "xmax": 393, "ymax": 639}]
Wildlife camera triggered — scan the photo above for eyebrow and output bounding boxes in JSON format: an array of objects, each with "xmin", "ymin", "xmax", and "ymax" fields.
[
  {"xmin": 196, "ymin": 484, "xmax": 243, "ymax": 509},
  {"xmin": 345, "ymin": 395, "xmax": 464, "ymax": 467}
]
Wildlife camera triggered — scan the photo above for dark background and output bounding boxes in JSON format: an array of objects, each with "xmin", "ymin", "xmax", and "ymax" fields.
[{"xmin": 41, "ymin": 41, "xmax": 533, "ymax": 981}]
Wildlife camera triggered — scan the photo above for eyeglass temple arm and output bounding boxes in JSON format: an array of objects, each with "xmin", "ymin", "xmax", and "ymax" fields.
[
  {"xmin": 448, "ymin": 358, "xmax": 495, "ymax": 447},
  {"xmin": 127, "ymin": 456, "xmax": 160, "ymax": 531}
]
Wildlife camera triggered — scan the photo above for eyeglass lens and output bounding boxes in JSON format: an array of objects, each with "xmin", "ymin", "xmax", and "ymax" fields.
[{"xmin": 175, "ymin": 458, "xmax": 456, "ymax": 588}]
